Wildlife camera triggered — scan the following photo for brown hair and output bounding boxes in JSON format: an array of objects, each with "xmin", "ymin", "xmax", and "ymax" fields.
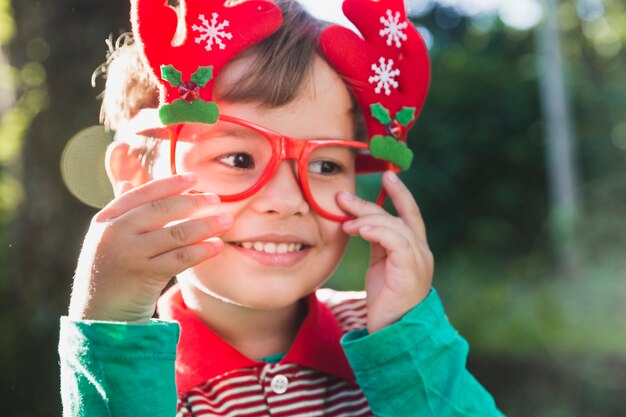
[
  {"xmin": 216, "ymin": 0, "xmax": 323, "ymax": 106},
  {"xmin": 93, "ymin": 0, "xmax": 364, "ymax": 168},
  {"xmin": 92, "ymin": 33, "xmax": 159, "ymax": 132}
]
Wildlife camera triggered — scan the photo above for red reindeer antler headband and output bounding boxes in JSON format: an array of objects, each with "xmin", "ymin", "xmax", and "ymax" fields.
[
  {"xmin": 128, "ymin": 0, "xmax": 429, "ymax": 174},
  {"xmin": 130, "ymin": 0, "xmax": 282, "ymax": 128},
  {"xmin": 320, "ymin": 0, "xmax": 431, "ymax": 171}
]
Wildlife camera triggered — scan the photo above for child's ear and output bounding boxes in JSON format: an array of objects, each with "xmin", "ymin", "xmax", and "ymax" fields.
[{"xmin": 105, "ymin": 142, "xmax": 151, "ymax": 196}]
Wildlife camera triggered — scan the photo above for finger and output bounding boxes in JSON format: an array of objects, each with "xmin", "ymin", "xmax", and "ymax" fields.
[
  {"xmin": 342, "ymin": 213, "xmax": 422, "ymax": 263},
  {"xmin": 382, "ymin": 171, "xmax": 427, "ymax": 242},
  {"xmin": 143, "ymin": 214, "xmax": 233, "ymax": 256},
  {"xmin": 116, "ymin": 192, "xmax": 223, "ymax": 233},
  {"xmin": 358, "ymin": 225, "xmax": 416, "ymax": 268},
  {"xmin": 358, "ymin": 224, "xmax": 432, "ymax": 274},
  {"xmin": 96, "ymin": 173, "xmax": 198, "ymax": 222},
  {"xmin": 150, "ymin": 238, "xmax": 224, "ymax": 276},
  {"xmin": 336, "ymin": 190, "xmax": 387, "ymax": 218},
  {"xmin": 342, "ymin": 213, "xmax": 414, "ymax": 243}
]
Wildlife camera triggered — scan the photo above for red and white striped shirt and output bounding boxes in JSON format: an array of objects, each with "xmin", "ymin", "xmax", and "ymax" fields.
[{"xmin": 157, "ymin": 286, "xmax": 373, "ymax": 417}]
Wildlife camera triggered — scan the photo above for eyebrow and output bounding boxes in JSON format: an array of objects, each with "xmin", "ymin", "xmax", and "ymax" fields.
[
  {"xmin": 183, "ymin": 124, "xmax": 264, "ymax": 141},
  {"xmin": 213, "ymin": 125, "xmax": 262, "ymax": 138}
]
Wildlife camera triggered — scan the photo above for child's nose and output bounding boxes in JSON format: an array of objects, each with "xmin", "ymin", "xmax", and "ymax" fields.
[{"xmin": 250, "ymin": 161, "xmax": 310, "ymax": 218}]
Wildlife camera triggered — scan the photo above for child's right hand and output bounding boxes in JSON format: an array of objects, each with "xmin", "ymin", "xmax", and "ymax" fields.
[{"xmin": 68, "ymin": 173, "xmax": 232, "ymax": 323}]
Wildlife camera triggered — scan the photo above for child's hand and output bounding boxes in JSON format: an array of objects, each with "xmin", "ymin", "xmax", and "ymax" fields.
[
  {"xmin": 339, "ymin": 171, "xmax": 434, "ymax": 334},
  {"xmin": 68, "ymin": 173, "xmax": 232, "ymax": 323}
]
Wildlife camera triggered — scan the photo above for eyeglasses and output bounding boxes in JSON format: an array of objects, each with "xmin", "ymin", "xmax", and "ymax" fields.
[{"xmin": 166, "ymin": 115, "xmax": 391, "ymax": 222}]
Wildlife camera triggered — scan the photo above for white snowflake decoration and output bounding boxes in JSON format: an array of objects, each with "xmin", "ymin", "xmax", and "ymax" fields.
[
  {"xmin": 192, "ymin": 12, "xmax": 233, "ymax": 51},
  {"xmin": 369, "ymin": 57, "xmax": 400, "ymax": 96},
  {"xmin": 379, "ymin": 9, "xmax": 408, "ymax": 48}
]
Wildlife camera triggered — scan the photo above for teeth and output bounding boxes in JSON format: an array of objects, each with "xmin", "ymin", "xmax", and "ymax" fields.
[
  {"xmin": 238, "ymin": 241, "xmax": 303, "ymax": 254},
  {"xmin": 265, "ymin": 242, "xmax": 277, "ymax": 254},
  {"xmin": 276, "ymin": 243, "xmax": 288, "ymax": 254}
]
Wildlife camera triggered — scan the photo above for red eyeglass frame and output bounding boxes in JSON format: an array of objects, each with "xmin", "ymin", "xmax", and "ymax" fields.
[{"xmin": 166, "ymin": 114, "xmax": 395, "ymax": 222}]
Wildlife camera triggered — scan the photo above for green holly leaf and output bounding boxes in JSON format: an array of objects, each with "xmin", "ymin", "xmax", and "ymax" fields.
[
  {"xmin": 370, "ymin": 103, "xmax": 392, "ymax": 125},
  {"xmin": 369, "ymin": 135, "xmax": 414, "ymax": 171},
  {"xmin": 161, "ymin": 65, "xmax": 183, "ymax": 87},
  {"xmin": 395, "ymin": 107, "xmax": 416, "ymax": 127},
  {"xmin": 159, "ymin": 99, "xmax": 220, "ymax": 126},
  {"xmin": 191, "ymin": 66, "xmax": 213, "ymax": 87}
]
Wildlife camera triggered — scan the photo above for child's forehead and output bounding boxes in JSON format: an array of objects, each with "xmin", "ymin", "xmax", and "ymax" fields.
[
  {"xmin": 219, "ymin": 56, "xmax": 349, "ymax": 106},
  {"xmin": 213, "ymin": 52, "xmax": 339, "ymax": 102},
  {"xmin": 212, "ymin": 54, "xmax": 258, "ymax": 96}
]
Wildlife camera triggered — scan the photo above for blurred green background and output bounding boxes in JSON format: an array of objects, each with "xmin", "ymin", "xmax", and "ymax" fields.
[{"xmin": 1, "ymin": 0, "xmax": 625, "ymax": 415}]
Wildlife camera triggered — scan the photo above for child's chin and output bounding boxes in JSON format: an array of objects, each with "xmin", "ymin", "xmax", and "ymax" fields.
[
  {"xmin": 179, "ymin": 275, "xmax": 308, "ymax": 310},
  {"xmin": 226, "ymin": 287, "xmax": 309, "ymax": 311}
]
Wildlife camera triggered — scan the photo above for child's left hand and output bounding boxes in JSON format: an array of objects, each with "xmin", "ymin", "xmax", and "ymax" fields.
[{"xmin": 339, "ymin": 171, "xmax": 434, "ymax": 334}]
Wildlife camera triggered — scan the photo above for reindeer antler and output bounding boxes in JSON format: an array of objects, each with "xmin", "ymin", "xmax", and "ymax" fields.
[
  {"xmin": 320, "ymin": 0, "xmax": 430, "ymax": 170},
  {"xmin": 131, "ymin": 0, "xmax": 282, "ymax": 126}
]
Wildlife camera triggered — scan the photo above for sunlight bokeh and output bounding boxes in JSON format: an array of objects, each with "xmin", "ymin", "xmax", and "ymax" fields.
[{"xmin": 300, "ymin": 0, "xmax": 545, "ymax": 31}]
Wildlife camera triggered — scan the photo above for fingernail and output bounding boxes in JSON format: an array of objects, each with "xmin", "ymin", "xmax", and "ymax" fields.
[
  {"xmin": 208, "ymin": 238, "xmax": 224, "ymax": 251},
  {"xmin": 344, "ymin": 220, "xmax": 355, "ymax": 227},
  {"xmin": 339, "ymin": 191, "xmax": 355, "ymax": 201},
  {"xmin": 386, "ymin": 171, "xmax": 399, "ymax": 184},
  {"xmin": 217, "ymin": 213, "xmax": 233, "ymax": 226},
  {"xmin": 360, "ymin": 225, "xmax": 372, "ymax": 233},
  {"xmin": 203, "ymin": 193, "xmax": 220, "ymax": 205}
]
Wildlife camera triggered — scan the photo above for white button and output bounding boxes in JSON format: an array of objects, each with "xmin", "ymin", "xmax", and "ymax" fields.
[{"xmin": 271, "ymin": 374, "xmax": 289, "ymax": 394}]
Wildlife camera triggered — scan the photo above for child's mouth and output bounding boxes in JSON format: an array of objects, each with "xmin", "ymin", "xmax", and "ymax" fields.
[
  {"xmin": 230, "ymin": 241, "xmax": 305, "ymax": 254},
  {"xmin": 228, "ymin": 240, "xmax": 311, "ymax": 267}
]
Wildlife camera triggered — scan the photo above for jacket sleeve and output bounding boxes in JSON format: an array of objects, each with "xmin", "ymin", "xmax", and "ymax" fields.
[
  {"xmin": 341, "ymin": 289, "xmax": 505, "ymax": 417},
  {"xmin": 58, "ymin": 317, "xmax": 180, "ymax": 417}
]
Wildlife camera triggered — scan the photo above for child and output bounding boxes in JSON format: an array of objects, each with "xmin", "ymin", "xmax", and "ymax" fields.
[{"xmin": 59, "ymin": 0, "xmax": 504, "ymax": 416}]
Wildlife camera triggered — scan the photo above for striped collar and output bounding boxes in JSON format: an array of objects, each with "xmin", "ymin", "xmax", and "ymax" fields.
[{"xmin": 157, "ymin": 284, "xmax": 356, "ymax": 395}]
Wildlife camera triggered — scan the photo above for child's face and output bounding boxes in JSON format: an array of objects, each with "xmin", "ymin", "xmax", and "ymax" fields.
[{"xmin": 152, "ymin": 55, "xmax": 355, "ymax": 309}]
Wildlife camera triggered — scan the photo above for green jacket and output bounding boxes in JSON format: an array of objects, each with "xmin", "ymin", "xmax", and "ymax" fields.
[{"xmin": 59, "ymin": 289, "xmax": 504, "ymax": 416}]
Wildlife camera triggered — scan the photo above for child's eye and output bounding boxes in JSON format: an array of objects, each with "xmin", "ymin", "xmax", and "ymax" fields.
[
  {"xmin": 309, "ymin": 160, "xmax": 343, "ymax": 175},
  {"xmin": 218, "ymin": 152, "xmax": 255, "ymax": 170}
]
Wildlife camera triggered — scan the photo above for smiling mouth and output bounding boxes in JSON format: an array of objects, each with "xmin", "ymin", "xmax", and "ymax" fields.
[{"xmin": 230, "ymin": 241, "xmax": 306, "ymax": 254}]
